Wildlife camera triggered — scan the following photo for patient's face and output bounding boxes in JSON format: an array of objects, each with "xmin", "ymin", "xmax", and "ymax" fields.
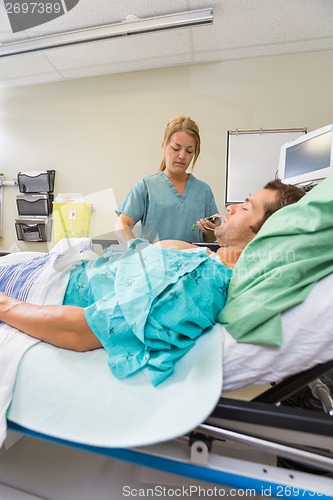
[{"xmin": 215, "ymin": 188, "xmax": 277, "ymax": 247}]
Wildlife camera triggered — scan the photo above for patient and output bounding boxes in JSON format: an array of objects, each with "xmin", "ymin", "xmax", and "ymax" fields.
[
  {"xmin": 0, "ymin": 179, "xmax": 304, "ymax": 385},
  {"xmin": 156, "ymin": 179, "xmax": 305, "ymax": 269}
]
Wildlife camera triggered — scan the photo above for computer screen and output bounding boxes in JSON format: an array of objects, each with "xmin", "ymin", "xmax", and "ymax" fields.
[{"xmin": 278, "ymin": 124, "xmax": 333, "ymax": 186}]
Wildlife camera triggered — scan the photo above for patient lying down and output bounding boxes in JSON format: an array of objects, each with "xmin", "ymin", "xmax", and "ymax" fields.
[{"xmin": 0, "ymin": 180, "xmax": 304, "ymax": 385}]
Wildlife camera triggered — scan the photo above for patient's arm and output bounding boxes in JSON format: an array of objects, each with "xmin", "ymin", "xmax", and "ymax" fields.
[
  {"xmin": 0, "ymin": 292, "xmax": 101, "ymax": 352},
  {"xmin": 153, "ymin": 240, "xmax": 200, "ymax": 251},
  {"xmin": 154, "ymin": 240, "xmax": 215, "ymax": 257}
]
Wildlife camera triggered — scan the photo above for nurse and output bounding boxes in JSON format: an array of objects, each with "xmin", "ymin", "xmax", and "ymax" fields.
[{"xmin": 114, "ymin": 115, "xmax": 220, "ymax": 243}]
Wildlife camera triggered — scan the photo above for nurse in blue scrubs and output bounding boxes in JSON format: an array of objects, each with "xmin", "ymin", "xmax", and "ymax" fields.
[{"xmin": 114, "ymin": 115, "xmax": 220, "ymax": 243}]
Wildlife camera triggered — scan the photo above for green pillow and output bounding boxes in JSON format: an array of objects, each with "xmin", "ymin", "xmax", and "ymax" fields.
[{"xmin": 218, "ymin": 174, "xmax": 333, "ymax": 346}]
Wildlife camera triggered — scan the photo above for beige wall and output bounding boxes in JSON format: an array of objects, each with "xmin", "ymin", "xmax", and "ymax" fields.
[{"xmin": 0, "ymin": 49, "xmax": 332, "ymax": 251}]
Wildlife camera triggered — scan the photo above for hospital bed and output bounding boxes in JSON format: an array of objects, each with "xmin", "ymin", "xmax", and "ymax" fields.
[
  {"xmin": 2, "ymin": 175, "xmax": 333, "ymax": 499},
  {"xmin": 0, "ymin": 271, "xmax": 332, "ymax": 499}
]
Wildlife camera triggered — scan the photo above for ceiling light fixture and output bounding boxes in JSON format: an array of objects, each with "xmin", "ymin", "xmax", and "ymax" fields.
[{"xmin": 0, "ymin": 8, "xmax": 213, "ymax": 58}]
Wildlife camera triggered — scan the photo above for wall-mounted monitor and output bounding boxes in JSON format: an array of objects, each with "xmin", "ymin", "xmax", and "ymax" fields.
[{"xmin": 278, "ymin": 124, "xmax": 333, "ymax": 187}]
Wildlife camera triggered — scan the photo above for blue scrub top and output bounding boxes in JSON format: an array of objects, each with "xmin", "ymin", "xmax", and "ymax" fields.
[{"xmin": 116, "ymin": 172, "xmax": 219, "ymax": 242}]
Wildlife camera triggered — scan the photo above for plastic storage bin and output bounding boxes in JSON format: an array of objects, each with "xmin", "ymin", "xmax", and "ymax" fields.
[
  {"xmin": 15, "ymin": 218, "xmax": 52, "ymax": 242},
  {"xmin": 16, "ymin": 194, "xmax": 54, "ymax": 216},
  {"xmin": 18, "ymin": 170, "xmax": 55, "ymax": 193},
  {"xmin": 53, "ymin": 202, "xmax": 92, "ymax": 241}
]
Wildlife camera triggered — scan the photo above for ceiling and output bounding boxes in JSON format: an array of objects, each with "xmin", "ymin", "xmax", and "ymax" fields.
[{"xmin": 0, "ymin": 0, "xmax": 333, "ymax": 90}]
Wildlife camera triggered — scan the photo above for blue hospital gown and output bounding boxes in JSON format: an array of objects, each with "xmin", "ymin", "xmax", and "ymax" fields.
[{"xmin": 64, "ymin": 239, "xmax": 232, "ymax": 386}]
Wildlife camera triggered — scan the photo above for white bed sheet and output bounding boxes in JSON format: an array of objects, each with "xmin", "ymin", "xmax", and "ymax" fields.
[
  {"xmin": 222, "ymin": 272, "xmax": 333, "ymax": 392},
  {"xmin": 6, "ymin": 273, "xmax": 333, "ymax": 450},
  {"xmin": 7, "ymin": 323, "xmax": 224, "ymax": 449}
]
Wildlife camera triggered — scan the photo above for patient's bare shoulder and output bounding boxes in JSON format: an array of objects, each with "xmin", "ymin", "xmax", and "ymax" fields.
[{"xmin": 153, "ymin": 240, "xmax": 200, "ymax": 251}]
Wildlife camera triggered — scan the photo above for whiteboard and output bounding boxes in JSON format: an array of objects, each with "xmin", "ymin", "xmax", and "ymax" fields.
[{"xmin": 225, "ymin": 128, "xmax": 306, "ymax": 203}]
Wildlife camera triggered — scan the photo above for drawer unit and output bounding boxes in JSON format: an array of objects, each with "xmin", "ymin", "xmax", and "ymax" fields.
[
  {"xmin": 16, "ymin": 194, "xmax": 54, "ymax": 216},
  {"xmin": 17, "ymin": 170, "xmax": 55, "ymax": 193},
  {"xmin": 15, "ymin": 218, "xmax": 52, "ymax": 242}
]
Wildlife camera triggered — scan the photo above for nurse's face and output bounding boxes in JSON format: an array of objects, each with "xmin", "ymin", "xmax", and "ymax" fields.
[{"xmin": 163, "ymin": 131, "xmax": 196, "ymax": 176}]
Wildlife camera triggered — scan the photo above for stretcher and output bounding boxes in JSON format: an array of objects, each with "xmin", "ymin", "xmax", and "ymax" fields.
[
  {"xmin": 2, "ymin": 175, "xmax": 333, "ymax": 499},
  {"xmin": 4, "ymin": 360, "xmax": 333, "ymax": 498},
  {"xmin": 2, "ymin": 272, "xmax": 333, "ymax": 500}
]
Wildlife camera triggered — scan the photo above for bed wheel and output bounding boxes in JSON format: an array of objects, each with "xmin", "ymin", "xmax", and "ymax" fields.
[{"xmin": 188, "ymin": 432, "xmax": 213, "ymax": 465}]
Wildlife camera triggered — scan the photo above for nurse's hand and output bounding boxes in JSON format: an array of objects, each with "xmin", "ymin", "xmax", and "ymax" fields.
[
  {"xmin": 197, "ymin": 214, "xmax": 221, "ymax": 231},
  {"xmin": 196, "ymin": 215, "xmax": 221, "ymax": 242}
]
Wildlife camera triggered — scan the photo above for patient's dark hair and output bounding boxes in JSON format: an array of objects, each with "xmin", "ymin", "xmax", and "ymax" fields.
[{"xmin": 250, "ymin": 178, "xmax": 305, "ymax": 234}]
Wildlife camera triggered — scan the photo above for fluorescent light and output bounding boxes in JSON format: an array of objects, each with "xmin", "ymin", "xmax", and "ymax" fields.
[{"xmin": 0, "ymin": 8, "xmax": 213, "ymax": 58}]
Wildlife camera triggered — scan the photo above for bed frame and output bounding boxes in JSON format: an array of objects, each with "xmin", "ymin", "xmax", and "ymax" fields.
[
  {"xmin": 1, "ymin": 240, "xmax": 333, "ymax": 498},
  {"xmin": 5, "ymin": 359, "xmax": 333, "ymax": 499}
]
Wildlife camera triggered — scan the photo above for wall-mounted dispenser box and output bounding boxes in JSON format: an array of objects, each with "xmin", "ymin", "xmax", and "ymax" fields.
[
  {"xmin": 15, "ymin": 217, "xmax": 52, "ymax": 242},
  {"xmin": 17, "ymin": 170, "xmax": 55, "ymax": 193},
  {"xmin": 53, "ymin": 202, "xmax": 92, "ymax": 241},
  {"xmin": 16, "ymin": 194, "xmax": 54, "ymax": 216}
]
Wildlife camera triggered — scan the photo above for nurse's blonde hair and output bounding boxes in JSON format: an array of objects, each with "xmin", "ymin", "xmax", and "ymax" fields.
[{"xmin": 159, "ymin": 115, "xmax": 201, "ymax": 171}]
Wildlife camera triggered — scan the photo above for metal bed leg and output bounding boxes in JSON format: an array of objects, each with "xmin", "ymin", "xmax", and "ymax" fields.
[{"xmin": 309, "ymin": 379, "xmax": 333, "ymax": 415}]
